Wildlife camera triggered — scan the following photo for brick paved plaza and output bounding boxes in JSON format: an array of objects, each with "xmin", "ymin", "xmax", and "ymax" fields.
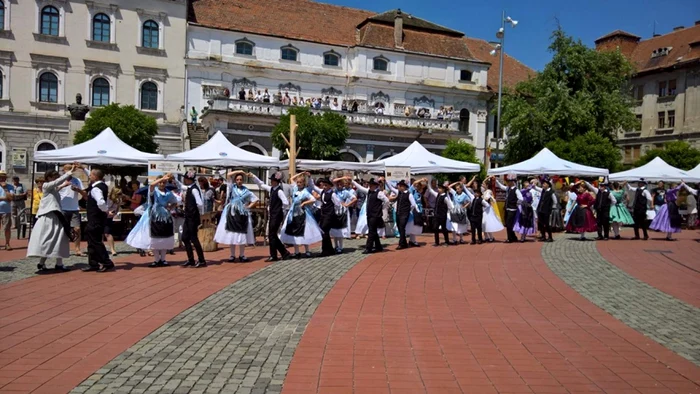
[{"xmin": 0, "ymin": 230, "xmax": 699, "ymax": 394}]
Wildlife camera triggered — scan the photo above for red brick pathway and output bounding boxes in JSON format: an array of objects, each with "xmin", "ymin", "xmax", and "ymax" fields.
[
  {"xmin": 283, "ymin": 235, "xmax": 700, "ymax": 394},
  {"xmin": 0, "ymin": 246, "xmax": 272, "ymax": 393},
  {"xmin": 597, "ymin": 230, "xmax": 700, "ymax": 308}
]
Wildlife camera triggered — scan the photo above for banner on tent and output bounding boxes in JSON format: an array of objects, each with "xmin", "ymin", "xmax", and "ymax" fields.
[
  {"xmin": 148, "ymin": 160, "xmax": 185, "ymax": 181},
  {"xmin": 385, "ymin": 167, "xmax": 410, "ymax": 184}
]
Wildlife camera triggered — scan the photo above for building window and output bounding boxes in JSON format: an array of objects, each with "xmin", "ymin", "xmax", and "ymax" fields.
[
  {"xmin": 0, "ymin": 70, "xmax": 3, "ymax": 99},
  {"xmin": 38, "ymin": 72, "xmax": 58, "ymax": 103},
  {"xmin": 0, "ymin": 1, "xmax": 5, "ymax": 31},
  {"xmin": 658, "ymin": 81, "xmax": 666, "ymax": 97},
  {"xmin": 140, "ymin": 81, "xmax": 158, "ymax": 110},
  {"xmin": 459, "ymin": 109, "xmax": 470, "ymax": 133},
  {"xmin": 635, "ymin": 114, "xmax": 642, "ymax": 131},
  {"xmin": 281, "ymin": 46, "xmax": 298, "ymax": 61},
  {"xmin": 40, "ymin": 6, "xmax": 60, "ymax": 36},
  {"xmin": 324, "ymin": 52, "xmax": 340, "ymax": 66},
  {"xmin": 373, "ymin": 57, "xmax": 388, "ymax": 72},
  {"xmin": 35, "ymin": 142, "xmax": 56, "ymax": 173},
  {"xmin": 668, "ymin": 79, "xmax": 677, "ymax": 95},
  {"xmin": 460, "ymin": 70, "xmax": 473, "ymax": 81},
  {"xmin": 658, "ymin": 111, "xmax": 665, "ymax": 129},
  {"xmin": 92, "ymin": 13, "xmax": 110, "ymax": 42},
  {"xmin": 635, "ymin": 84, "xmax": 644, "ymax": 101},
  {"xmin": 668, "ymin": 110, "xmax": 675, "ymax": 129},
  {"xmin": 91, "ymin": 77, "xmax": 110, "ymax": 107},
  {"xmin": 142, "ymin": 20, "xmax": 159, "ymax": 48},
  {"xmin": 235, "ymin": 40, "xmax": 254, "ymax": 55},
  {"xmin": 624, "ymin": 145, "xmax": 641, "ymax": 162}
]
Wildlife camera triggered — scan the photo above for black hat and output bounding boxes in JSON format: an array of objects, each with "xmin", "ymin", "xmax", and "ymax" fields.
[
  {"xmin": 397, "ymin": 180, "xmax": 408, "ymax": 188},
  {"xmin": 269, "ymin": 171, "xmax": 284, "ymax": 182},
  {"xmin": 368, "ymin": 178, "xmax": 379, "ymax": 186},
  {"xmin": 317, "ymin": 177, "xmax": 331, "ymax": 185},
  {"xmin": 638, "ymin": 178, "xmax": 646, "ymax": 184}
]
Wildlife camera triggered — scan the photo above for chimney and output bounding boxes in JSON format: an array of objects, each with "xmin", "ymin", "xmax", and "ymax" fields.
[
  {"xmin": 673, "ymin": 26, "xmax": 684, "ymax": 31},
  {"xmin": 696, "ymin": 20, "xmax": 700, "ymax": 26},
  {"xmin": 653, "ymin": 33, "xmax": 661, "ymax": 37},
  {"xmin": 394, "ymin": 9, "xmax": 403, "ymax": 48}
]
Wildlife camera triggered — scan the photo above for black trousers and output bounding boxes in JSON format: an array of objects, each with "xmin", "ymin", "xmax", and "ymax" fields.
[
  {"xmin": 596, "ymin": 209, "xmax": 610, "ymax": 239},
  {"xmin": 182, "ymin": 217, "xmax": 205, "ymax": 262},
  {"xmin": 396, "ymin": 214, "xmax": 409, "ymax": 247},
  {"xmin": 86, "ymin": 224, "xmax": 110, "ymax": 268},
  {"xmin": 320, "ymin": 215, "xmax": 334, "ymax": 255},
  {"xmin": 365, "ymin": 217, "xmax": 383, "ymax": 252},
  {"xmin": 268, "ymin": 214, "xmax": 287, "ymax": 259},
  {"xmin": 434, "ymin": 216, "xmax": 449, "ymax": 244},
  {"xmin": 538, "ymin": 212, "xmax": 552, "ymax": 240},
  {"xmin": 469, "ymin": 218, "xmax": 483, "ymax": 243},
  {"xmin": 633, "ymin": 210, "xmax": 649, "ymax": 239},
  {"xmin": 505, "ymin": 210, "xmax": 518, "ymax": 242}
]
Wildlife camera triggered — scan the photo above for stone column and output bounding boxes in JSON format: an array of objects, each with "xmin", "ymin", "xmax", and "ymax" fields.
[
  {"xmin": 473, "ymin": 109, "xmax": 488, "ymax": 165},
  {"xmin": 68, "ymin": 120, "xmax": 85, "ymax": 143},
  {"xmin": 365, "ymin": 144, "xmax": 374, "ymax": 162}
]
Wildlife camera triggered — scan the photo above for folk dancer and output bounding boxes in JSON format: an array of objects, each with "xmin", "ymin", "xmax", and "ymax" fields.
[
  {"xmin": 215, "ymin": 171, "xmax": 259, "ymax": 262},
  {"xmin": 513, "ymin": 180, "xmax": 536, "ymax": 242},
  {"xmin": 389, "ymin": 180, "xmax": 419, "ymax": 250},
  {"xmin": 626, "ymin": 179, "xmax": 653, "ymax": 240},
  {"xmin": 175, "ymin": 171, "xmax": 207, "ymax": 267},
  {"xmin": 280, "ymin": 174, "xmax": 323, "ymax": 258},
  {"xmin": 309, "ymin": 177, "xmax": 339, "ymax": 257},
  {"xmin": 426, "ymin": 180, "xmax": 454, "ymax": 246},
  {"xmin": 533, "ymin": 177, "xmax": 557, "ymax": 242},
  {"xmin": 482, "ymin": 188, "xmax": 504, "ymax": 242},
  {"xmin": 563, "ymin": 183, "xmax": 578, "ymax": 228},
  {"xmin": 251, "ymin": 172, "xmax": 291, "ymax": 262},
  {"xmin": 79, "ymin": 169, "xmax": 114, "ymax": 272},
  {"xmin": 681, "ymin": 182, "xmax": 699, "ymax": 229},
  {"xmin": 495, "ymin": 174, "xmax": 523, "ymax": 243},
  {"xmin": 652, "ymin": 181, "xmax": 666, "ymax": 214},
  {"xmin": 447, "ymin": 181, "xmax": 470, "ymax": 244},
  {"xmin": 465, "ymin": 187, "xmax": 489, "ymax": 244},
  {"xmin": 565, "ymin": 182, "xmax": 598, "ymax": 240},
  {"xmin": 584, "ymin": 180, "xmax": 616, "ymax": 240},
  {"xmin": 650, "ymin": 183, "xmax": 683, "ymax": 241},
  {"xmin": 329, "ymin": 178, "xmax": 356, "ymax": 253},
  {"xmin": 359, "ymin": 178, "xmax": 389, "ymax": 254}
]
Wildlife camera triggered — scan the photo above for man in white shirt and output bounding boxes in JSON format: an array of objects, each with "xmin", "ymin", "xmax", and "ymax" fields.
[
  {"xmin": 59, "ymin": 164, "xmax": 85, "ymax": 256},
  {"xmin": 627, "ymin": 179, "xmax": 653, "ymax": 240},
  {"xmin": 494, "ymin": 174, "xmax": 524, "ymax": 243},
  {"xmin": 77, "ymin": 169, "xmax": 113, "ymax": 272},
  {"xmin": 177, "ymin": 171, "xmax": 207, "ymax": 267}
]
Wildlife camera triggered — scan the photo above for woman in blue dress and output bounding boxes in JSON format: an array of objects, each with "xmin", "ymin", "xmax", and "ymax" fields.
[
  {"xmin": 329, "ymin": 178, "xmax": 356, "ymax": 253},
  {"xmin": 126, "ymin": 175, "xmax": 180, "ymax": 267},
  {"xmin": 214, "ymin": 171, "xmax": 259, "ymax": 262},
  {"xmin": 280, "ymin": 174, "xmax": 323, "ymax": 258},
  {"xmin": 448, "ymin": 182, "xmax": 471, "ymax": 244},
  {"xmin": 563, "ymin": 183, "xmax": 578, "ymax": 229}
]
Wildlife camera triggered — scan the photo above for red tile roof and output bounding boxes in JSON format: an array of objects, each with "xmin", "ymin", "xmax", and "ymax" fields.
[
  {"xmin": 594, "ymin": 30, "xmax": 640, "ymax": 43},
  {"xmin": 463, "ymin": 37, "xmax": 535, "ymax": 91},
  {"xmin": 359, "ymin": 23, "xmax": 475, "ymax": 61}
]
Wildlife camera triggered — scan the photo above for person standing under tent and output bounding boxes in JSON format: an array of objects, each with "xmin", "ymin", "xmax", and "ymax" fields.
[
  {"xmin": 251, "ymin": 172, "xmax": 291, "ymax": 262},
  {"xmin": 533, "ymin": 177, "xmax": 557, "ymax": 242},
  {"xmin": 583, "ymin": 180, "xmax": 616, "ymax": 241},
  {"xmin": 447, "ymin": 181, "xmax": 470, "ymax": 244},
  {"xmin": 649, "ymin": 182, "xmax": 683, "ymax": 241},
  {"xmin": 78, "ymin": 169, "xmax": 114, "ymax": 272},
  {"xmin": 494, "ymin": 174, "xmax": 523, "ymax": 243},
  {"xmin": 215, "ymin": 171, "xmax": 259, "ymax": 262},
  {"xmin": 425, "ymin": 180, "xmax": 454, "ymax": 247},
  {"xmin": 280, "ymin": 174, "xmax": 322, "ymax": 258},
  {"xmin": 307, "ymin": 176, "xmax": 338, "ymax": 257},
  {"xmin": 514, "ymin": 180, "xmax": 536, "ymax": 242},
  {"xmin": 388, "ymin": 179, "xmax": 418, "ymax": 250},
  {"xmin": 563, "ymin": 183, "xmax": 578, "ymax": 229},
  {"xmin": 174, "ymin": 171, "xmax": 207, "ymax": 267},
  {"xmin": 329, "ymin": 177, "xmax": 356, "ymax": 254},
  {"xmin": 626, "ymin": 179, "xmax": 653, "ymax": 240},
  {"xmin": 28, "ymin": 164, "xmax": 79, "ymax": 272},
  {"xmin": 359, "ymin": 178, "xmax": 389, "ymax": 254},
  {"xmin": 482, "ymin": 188, "xmax": 504, "ymax": 242},
  {"xmin": 126, "ymin": 175, "xmax": 179, "ymax": 267},
  {"xmin": 565, "ymin": 182, "xmax": 598, "ymax": 240},
  {"xmin": 465, "ymin": 187, "xmax": 488, "ymax": 244}
]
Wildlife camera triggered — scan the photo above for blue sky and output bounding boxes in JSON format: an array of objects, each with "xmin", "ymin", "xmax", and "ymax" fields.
[{"xmin": 323, "ymin": 0, "xmax": 700, "ymax": 71}]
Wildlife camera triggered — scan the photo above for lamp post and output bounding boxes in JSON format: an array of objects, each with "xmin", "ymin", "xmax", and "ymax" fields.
[{"xmin": 490, "ymin": 11, "xmax": 517, "ymax": 168}]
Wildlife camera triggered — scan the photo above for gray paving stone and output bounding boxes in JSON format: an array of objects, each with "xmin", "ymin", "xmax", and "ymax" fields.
[
  {"xmin": 542, "ymin": 237, "xmax": 700, "ymax": 365},
  {"xmin": 72, "ymin": 239, "xmax": 390, "ymax": 393}
]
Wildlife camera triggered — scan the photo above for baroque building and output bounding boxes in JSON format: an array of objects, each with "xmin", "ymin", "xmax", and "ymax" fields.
[
  {"xmin": 0, "ymin": 0, "xmax": 187, "ymax": 182},
  {"xmin": 595, "ymin": 22, "xmax": 700, "ymax": 165},
  {"xmin": 186, "ymin": 0, "xmax": 533, "ymax": 164}
]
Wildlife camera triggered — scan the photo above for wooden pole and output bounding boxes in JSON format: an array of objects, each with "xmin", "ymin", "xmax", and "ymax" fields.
[{"xmin": 288, "ymin": 114, "xmax": 298, "ymax": 183}]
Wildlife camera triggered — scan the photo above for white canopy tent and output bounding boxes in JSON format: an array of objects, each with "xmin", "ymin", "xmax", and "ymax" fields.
[
  {"xmin": 686, "ymin": 163, "xmax": 700, "ymax": 180},
  {"xmin": 376, "ymin": 141, "xmax": 480, "ymax": 174},
  {"xmin": 33, "ymin": 127, "xmax": 165, "ymax": 165},
  {"xmin": 280, "ymin": 159, "xmax": 385, "ymax": 172},
  {"xmin": 609, "ymin": 157, "xmax": 700, "ymax": 183},
  {"xmin": 488, "ymin": 148, "xmax": 609, "ymax": 177},
  {"xmin": 167, "ymin": 131, "xmax": 281, "ymax": 168}
]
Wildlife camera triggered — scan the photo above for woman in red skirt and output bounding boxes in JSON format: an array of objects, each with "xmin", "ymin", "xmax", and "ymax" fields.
[{"xmin": 565, "ymin": 181, "xmax": 597, "ymax": 240}]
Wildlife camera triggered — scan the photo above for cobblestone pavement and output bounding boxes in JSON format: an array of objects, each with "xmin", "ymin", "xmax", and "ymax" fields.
[
  {"xmin": 542, "ymin": 237, "xmax": 700, "ymax": 365},
  {"xmin": 0, "ymin": 243, "xmax": 136, "ymax": 285},
  {"xmin": 72, "ymin": 239, "xmax": 389, "ymax": 394}
]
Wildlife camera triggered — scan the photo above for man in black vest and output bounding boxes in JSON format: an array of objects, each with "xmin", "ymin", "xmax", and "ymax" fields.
[
  {"xmin": 81, "ymin": 169, "xmax": 114, "ymax": 272},
  {"xmin": 363, "ymin": 178, "xmax": 389, "ymax": 254},
  {"xmin": 629, "ymin": 179, "xmax": 652, "ymax": 240},
  {"xmin": 468, "ymin": 188, "xmax": 487, "ymax": 244},
  {"xmin": 430, "ymin": 182, "xmax": 454, "ymax": 246},
  {"xmin": 178, "ymin": 171, "xmax": 207, "ymax": 267},
  {"xmin": 494, "ymin": 174, "xmax": 523, "ymax": 243},
  {"xmin": 391, "ymin": 180, "xmax": 417, "ymax": 250},
  {"xmin": 252, "ymin": 172, "xmax": 291, "ymax": 262},
  {"xmin": 588, "ymin": 181, "xmax": 616, "ymax": 240},
  {"xmin": 536, "ymin": 178, "xmax": 556, "ymax": 243},
  {"xmin": 316, "ymin": 178, "xmax": 336, "ymax": 257}
]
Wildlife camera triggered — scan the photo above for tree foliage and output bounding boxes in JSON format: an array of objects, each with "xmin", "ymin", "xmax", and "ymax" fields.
[
  {"xmin": 546, "ymin": 131, "xmax": 622, "ymax": 172},
  {"xmin": 439, "ymin": 139, "xmax": 487, "ymax": 182},
  {"xmin": 635, "ymin": 141, "xmax": 700, "ymax": 170},
  {"xmin": 74, "ymin": 103, "xmax": 159, "ymax": 153},
  {"xmin": 271, "ymin": 107, "xmax": 349, "ymax": 160},
  {"xmin": 501, "ymin": 28, "xmax": 637, "ymax": 164}
]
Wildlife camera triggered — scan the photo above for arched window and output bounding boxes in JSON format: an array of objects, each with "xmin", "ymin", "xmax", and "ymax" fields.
[
  {"xmin": 35, "ymin": 142, "xmax": 57, "ymax": 173},
  {"xmin": 142, "ymin": 20, "xmax": 159, "ymax": 48},
  {"xmin": 280, "ymin": 46, "xmax": 298, "ymax": 61},
  {"xmin": 140, "ymin": 81, "xmax": 158, "ymax": 110},
  {"xmin": 0, "ymin": 1, "xmax": 5, "ymax": 31},
  {"xmin": 40, "ymin": 6, "xmax": 60, "ymax": 36},
  {"xmin": 324, "ymin": 51, "xmax": 340, "ymax": 67},
  {"xmin": 38, "ymin": 72, "xmax": 58, "ymax": 103},
  {"xmin": 339, "ymin": 152, "xmax": 359, "ymax": 162},
  {"xmin": 373, "ymin": 57, "xmax": 388, "ymax": 72},
  {"xmin": 459, "ymin": 109, "xmax": 470, "ymax": 134},
  {"xmin": 91, "ymin": 78, "xmax": 110, "ymax": 107},
  {"xmin": 235, "ymin": 41, "xmax": 254, "ymax": 55},
  {"xmin": 92, "ymin": 13, "xmax": 110, "ymax": 42}
]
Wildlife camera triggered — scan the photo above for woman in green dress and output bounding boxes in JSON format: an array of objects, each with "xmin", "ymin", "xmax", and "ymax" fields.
[{"xmin": 609, "ymin": 181, "xmax": 634, "ymax": 239}]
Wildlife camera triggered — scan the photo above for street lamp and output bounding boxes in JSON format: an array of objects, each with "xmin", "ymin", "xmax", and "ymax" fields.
[{"xmin": 490, "ymin": 11, "xmax": 517, "ymax": 168}]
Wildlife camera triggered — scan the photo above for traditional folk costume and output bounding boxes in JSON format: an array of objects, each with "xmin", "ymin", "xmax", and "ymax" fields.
[
  {"xmin": 650, "ymin": 184, "xmax": 683, "ymax": 240},
  {"xmin": 682, "ymin": 183, "xmax": 699, "ymax": 228},
  {"xmin": 565, "ymin": 190, "xmax": 597, "ymax": 239},
  {"xmin": 426, "ymin": 184, "xmax": 454, "ymax": 246},
  {"xmin": 310, "ymin": 179, "xmax": 340, "ymax": 257},
  {"xmin": 609, "ymin": 189, "xmax": 633, "ymax": 239},
  {"xmin": 176, "ymin": 174, "xmax": 207, "ymax": 267},
  {"xmin": 585, "ymin": 181, "xmax": 617, "ymax": 240},
  {"xmin": 126, "ymin": 187, "xmax": 179, "ymax": 267},
  {"xmin": 252, "ymin": 173, "xmax": 290, "ymax": 261},
  {"xmin": 85, "ymin": 179, "xmax": 113, "ymax": 271},
  {"xmin": 482, "ymin": 189, "xmax": 504, "ymax": 242},
  {"xmin": 496, "ymin": 177, "xmax": 523, "ymax": 243},
  {"xmin": 514, "ymin": 187, "xmax": 536, "ymax": 241},
  {"xmin": 28, "ymin": 171, "xmax": 74, "ymax": 271},
  {"xmin": 330, "ymin": 187, "xmax": 355, "ymax": 253},
  {"xmin": 280, "ymin": 185, "xmax": 323, "ymax": 257},
  {"xmin": 563, "ymin": 189, "xmax": 578, "ymax": 227},
  {"xmin": 362, "ymin": 179, "xmax": 390, "ymax": 254},
  {"xmin": 215, "ymin": 183, "xmax": 258, "ymax": 262},
  {"xmin": 549, "ymin": 193, "xmax": 564, "ymax": 231},
  {"xmin": 392, "ymin": 181, "xmax": 419, "ymax": 250},
  {"xmin": 534, "ymin": 183, "xmax": 557, "ymax": 242},
  {"xmin": 465, "ymin": 190, "xmax": 489, "ymax": 244},
  {"xmin": 449, "ymin": 188, "xmax": 470, "ymax": 244},
  {"xmin": 355, "ymin": 183, "xmax": 386, "ymax": 238},
  {"xmin": 627, "ymin": 182, "xmax": 652, "ymax": 240}
]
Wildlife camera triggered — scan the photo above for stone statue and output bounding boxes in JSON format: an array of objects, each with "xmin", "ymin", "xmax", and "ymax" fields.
[{"xmin": 67, "ymin": 93, "xmax": 90, "ymax": 121}]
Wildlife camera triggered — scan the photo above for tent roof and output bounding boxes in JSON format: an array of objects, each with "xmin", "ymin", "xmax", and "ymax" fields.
[
  {"xmin": 609, "ymin": 157, "xmax": 700, "ymax": 182},
  {"xmin": 687, "ymin": 163, "xmax": 700, "ymax": 179},
  {"xmin": 376, "ymin": 141, "xmax": 480, "ymax": 174},
  {"xmin": 33, "ymin": 127, "xmax": 164, "ymax": 165},
  {"xmin": 167, "ymin": 131, "xmax": 280, "ymax": 168},
  {"xmin": 488, "ymin": 148, "xmax": 609, "ymax": 177},
  {"xmin": 280, "ymin": 159, "xmax": 384, "ymax": 172}
]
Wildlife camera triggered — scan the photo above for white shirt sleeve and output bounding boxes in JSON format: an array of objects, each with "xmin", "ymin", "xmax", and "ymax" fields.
[
  {"xmin": 352, "ymin": 180, "xmax": 368, "ymax": 195},
  {"xmin": 252, "ymin": 175, "xmax": 272, "ymax": 192},
  {"xmin": 533, "ymin": 185, "xmax": 543, "ymax": 193},
  {"xmin": 552, "ymin": 192, "xmax": 558, "ymax": 207},
  {"xmin": 90, "ymin": 185, "xmax": 109, "ymax": 212},
  {"xmin": 277, "ymin": 189, "xmax": 289, "ymax": 209},
  {"xmin": 516, "ymin": 189, "xmax": 523, "ymax": 203},
  {"xmin": 584, "ymin": 181, "xmax": 599, "ymax": 194},
  {"xmin": 444, "ymin": 195, "xmax": 454, "ymax": 210},
  {"xmin": 464, "ymin": 189, "xmax": 475, "ymax": 201},
  {"xmin": 408, "ymin": 193, "xmax": 418, "ymax": 211},
  {"xmin": 309, "ymin": 178, "xmax": 322, "ymax": 194},
  {"xmin": 377, "ymin": 191, "xmax": 390, "ymax": 203},
  {"xmin": 426, "ymin": 184, "xmax": 438, "ymax": 198},
  {"xmin": 643, "ymin": 190, "xmax": 652, "ymax": 205},
  {"xmin": 331, "ymin": 192, "xmax": 341, "ymax": 206},
  {"xmin": 192, "ymin": 187, "xmax": 204, "ymax": 213},
  {"xmin": 626, "ymin": 183, "xmax": 637, "ymax": 191},
  {"xmin": 609, "ymin": 192, "xmax": 617, "ymax": 204},
  {"xmin": 495, "ymin": 179, "xmax": 508, "ymax": 191},
  {"xmin": 482, "ymin": 199, "xmax": 490, "ymax": 209},
  {"xmin": 683, "ymin": 183, "xmax": 698, "ymax": 196},
  {"xmin": 386, "ymin": 183, "xmax": 398, "ymax": 194}
]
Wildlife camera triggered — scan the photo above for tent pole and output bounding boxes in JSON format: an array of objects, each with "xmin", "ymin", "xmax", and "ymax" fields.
[
  {"xmin": 28, "ymin": 161, "xmax": 37, "ymax": 238},
  {"xmin": 288, "ymin": 114, "xmax": 297, "ymax": 183}
]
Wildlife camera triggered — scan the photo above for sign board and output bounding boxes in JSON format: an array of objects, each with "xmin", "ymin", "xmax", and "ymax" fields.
[
  {"xmin": 148, "ymin": 160, "xmax": 184, "ymax": 182},
  {"xmin": 11, "ymin": 148, "xmax": 27, "ymax": 169},
  {"xmin": 384, "ymin": 166, "xmax": 410, "ymax": 185}
]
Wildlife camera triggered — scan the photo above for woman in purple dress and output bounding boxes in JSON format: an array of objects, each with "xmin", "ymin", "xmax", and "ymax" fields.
[
  {"xmin": 649, "ymin": 183, "xmax": 683, "ymax": 240},
  {"xmin": 513, "ymin": 181, "xmax": 536, "ymax": 242}
]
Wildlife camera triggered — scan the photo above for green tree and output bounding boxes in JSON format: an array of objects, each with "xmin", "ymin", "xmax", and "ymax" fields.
[
  {"xmin": 74, "ymin": 103, "xmax": 159, "ymax": 153},
  {"xmin": 546, "ymin": 131, "xmax": 622, "ymax": 172},
  {"xmin": 438, "ymin": 139, "xmax": 486, "ymax": 182},
  {"xmin": 271, "ymin": 107, "xmax": 349, "ymax": 160},
  {"xmin": 635, "ymin": 141, "xmax": 700, "ymax": 170},
  {"xmin": 501, "ymin": 28, "xmax": 637, "ymax": 164}
]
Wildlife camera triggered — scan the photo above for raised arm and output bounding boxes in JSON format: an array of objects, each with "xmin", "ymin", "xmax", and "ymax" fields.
[
  {"xmin": 250, "ymin": 174, "xmax": 272, "ymax": 192},
  {"xmin": 385, "ymin": 181, "xmax": 398, "ymax": 195},
  {"xmin": 494, "ymin": 178, "xmax": 508, "ymax": 191},
  {"xmin": 583, "ymin": 181, "xmax": 599, "ymax": 194},
  {"xmin": 425, "ymin": 183, "xmax": 437, "ymax": 198},
  {"xmin": 625, "ymin": 182, "xmax": 637, "ymax": 192},
  {"xmin": 682, "ymin": 183, "xmax": 698, "ymax": 196},
  {"xmin": 43, "ymin": 171, "xmax": 73, "ymax": 193},
  {"xmin": 307, "ymin": 177, "xmax": 322, "ymax": 194},
  {"xmin": 351, "ymin": 180, "xmax": 368, "ymax": 194},
  {"xmin": 408, "ymin": 193, "xmax": 418, "ymax": 212}
]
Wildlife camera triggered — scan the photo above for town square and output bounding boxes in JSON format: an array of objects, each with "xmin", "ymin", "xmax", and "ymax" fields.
[{"xmin": 0, "ymin": 0, "xmax": 699, "ymax": 393}]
